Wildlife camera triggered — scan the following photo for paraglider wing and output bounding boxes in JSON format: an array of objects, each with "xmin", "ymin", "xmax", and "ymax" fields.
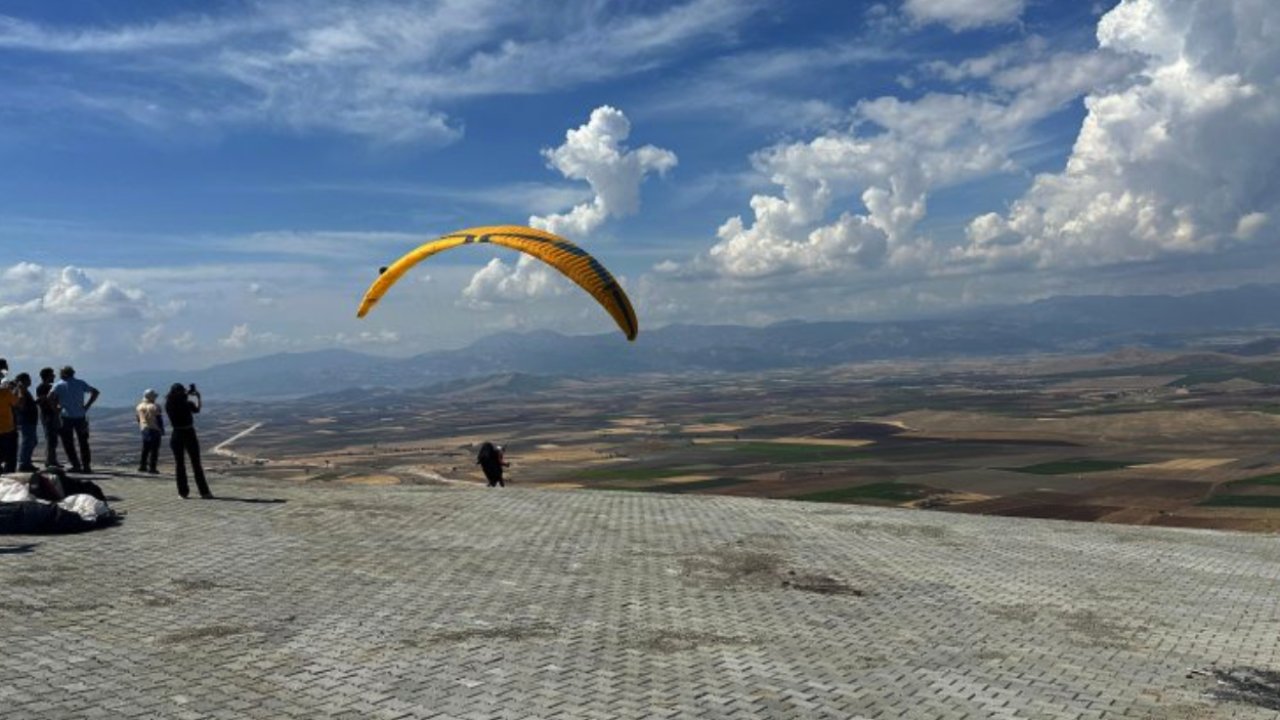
[{"xmin": 357, "ymin": 225, "xmax": 638, "ymax": 341}]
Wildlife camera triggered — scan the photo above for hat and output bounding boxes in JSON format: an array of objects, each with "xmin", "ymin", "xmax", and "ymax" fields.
[{"xmin": 144, "ymin": 389, "xmax": 158, "ymax": 401}]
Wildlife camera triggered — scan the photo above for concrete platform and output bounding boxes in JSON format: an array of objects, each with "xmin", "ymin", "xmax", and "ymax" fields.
[{"xmin": 2, "ymin": 470, "xmax": 1279, "ymax": 719}]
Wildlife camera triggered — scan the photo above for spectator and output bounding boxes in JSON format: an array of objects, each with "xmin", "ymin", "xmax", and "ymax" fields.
[
  {"xmin": 13, "ymin": 373, "xmax": 39, "ymax": 472},
  {"xmin": 165, "ymin": 383, "xmax": 212, "ymax": 499},
  {"xmin": 51, "ymin": 366, "xmax": 99, "ymax": 474},
  {"xmin": 0, "ymin": 378, "xmax": 17, "ymax": 474},
  {"xmin": 35, "ymin": 368, "xmax": 62, "ymax": 468},
  {"xmin": 135, "ymin": 389, "xmax": 164, "ymax": 474}
]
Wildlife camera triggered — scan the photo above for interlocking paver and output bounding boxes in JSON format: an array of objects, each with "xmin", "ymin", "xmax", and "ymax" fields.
[{"xmin": 2, "ymin": 471, "xmax": 1279, "ymax": 718}]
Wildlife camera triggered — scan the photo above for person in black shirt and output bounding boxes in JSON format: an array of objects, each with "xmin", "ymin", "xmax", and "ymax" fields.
[
  {"xmin": 13, "ymin": 373, "xmax": 40, "ymax": 472},
  {"xmin": 35, "ymin": 367, "xmax": 61, "ymax": 468},
  {"xmin": 476, "ymin": 441, "xmax": 510, "ymax": 487},
  {"xmin": 164, "ymin": 383, "xmax": 212, "ymax": 499}
]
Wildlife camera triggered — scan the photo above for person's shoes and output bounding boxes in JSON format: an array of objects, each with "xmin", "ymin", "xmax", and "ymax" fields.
[
  {"xmin": 148, "ymin": 468, "xmax": 159, "ymax": 475},
  {"xmin": 81, "ymin": 467, "xmax": 93, "ymax": 474},
  {"xmin": 68, "ymin": 466, "xmax": 84, "ymax": 474},
  {"xmin": 200, "ymin": 493, "xmax": 215, "ymax": 500},
  {"xmin": 138, "ymin": 467, "xmax": 148, "ymax": 473},
  {"xmin": 179, "ymin": 492, "xmax": 189, "ymax": 499},
  {"xmin": 18, "ymin": 465, "xmax": 38, "ymax": 473}
]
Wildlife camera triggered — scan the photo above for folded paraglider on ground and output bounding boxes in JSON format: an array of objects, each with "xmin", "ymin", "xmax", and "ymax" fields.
[{"xmin": 0, "ymin": 469, "xmax": 120, "ymax": 534}]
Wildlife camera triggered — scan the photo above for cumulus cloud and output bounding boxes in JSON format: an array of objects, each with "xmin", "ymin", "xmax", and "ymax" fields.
[
  {"xmin": 956, "ymin": 0, "xmax": 1280, "ymax": 270},
  {"xmin": 902, "ymin": 0, "xmax": 1027, "ymax": 30},
  {"xmin": 0, "ymin": 263, "xmax": 184, "ymax": 370},
  {"xmin": 0, "ymin": 265, "xmax": 155, "ymax": 320},
  {"xmin": 465, "ymin": 106, "xmax": 675, "ymax": 305},
  {"xmin": 461, "ymin": 256, "xmax": 566, "ymax": 308},
  {"xmin": 530, "ymin": 106, "xmax": 677, "ymax": 237},
  {"xmin": 319, "ymin": 329, "xmax": 401, "ymax": 346},
  {"xmin": 219, "ymin": 323, "xmax": 290, "ymax": 351},
  {"xmin": 694, "ymin": 41, "xmax": 1134, "ymax": 280}
]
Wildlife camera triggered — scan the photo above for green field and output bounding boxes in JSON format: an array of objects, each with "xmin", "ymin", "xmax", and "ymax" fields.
[
  {"xmin": 574, "ymin": 466, "xmax": 703, "ymax": 482},
  {"xmin": 1002, "ymin": 459, "xmax": 1137, "ymax": 475},
  {"xmin": 729, "ymin": 442, "xmax": 872, "ymax": 464},
  {"xmin": 1200, "ymin": 494, "xmax": 1280, "ymax": 508},
  {"xmin": 1225, "ymin": 472, "xmax": 1280, "ymax": 487},
  {"xmin": 794, "ymin": 482, "xmax": 933, "ymax": 505}
]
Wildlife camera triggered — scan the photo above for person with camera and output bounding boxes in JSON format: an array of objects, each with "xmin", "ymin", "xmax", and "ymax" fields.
[
  {"xmin": 164, "ymin": 383, "xmax": 212, "ymax": 499},
  {"xmin": 51, "ymin": 365, "xmax": 99, "ymax": 474}
]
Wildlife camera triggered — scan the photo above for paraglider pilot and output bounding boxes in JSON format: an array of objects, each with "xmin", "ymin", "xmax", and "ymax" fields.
[{"xmin": 477, "ymin": 442, "xmax": 510, "ymax": 487}]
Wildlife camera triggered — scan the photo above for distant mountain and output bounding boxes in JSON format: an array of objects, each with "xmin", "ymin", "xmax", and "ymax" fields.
[{"xmin": 96, "ymin": 284, "xmax": 1280, "ymax": 403}]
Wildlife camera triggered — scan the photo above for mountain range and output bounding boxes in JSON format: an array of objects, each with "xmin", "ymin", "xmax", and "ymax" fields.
[{"xmin": 96, "ymin": 283, "xmax": 1280, "ymax": 403}]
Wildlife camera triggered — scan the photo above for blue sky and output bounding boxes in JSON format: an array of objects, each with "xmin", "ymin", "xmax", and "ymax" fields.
[{"xmin": 1, "ymin": 0, "xmax": 1277, "ymax": 374}]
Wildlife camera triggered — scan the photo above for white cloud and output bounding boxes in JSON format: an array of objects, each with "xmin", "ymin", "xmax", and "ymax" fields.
[
  {"xmin": 642, "ymin": 43, "xmax": 901, "ymax": 129},
  {"xmin": 0, "ymin": 265, "xmax": 156, "ymax": 321},
  {"xmin": 171, "ymin": 332, "xmax": 197, "ymax": 353},
  {"xmin": 465, "ymin": 106, "xmax": 675, "ymax": 306},
  {"xmin": 2, "ymin": 1, "xmax": 760, "ymax": 143},
  {"xmin": 219, "ymin": 323, "xmax": 290, "ymax": 351},
  {"xmin": 1, "ymin": 261, "xmax": 44, "ymax": 285},
  {"xmin": 530, "ymin": 106, "xmax": 677, "ymax": 237},
  {"xmin": 320, "ymin": 329, "xmax": 401, "ymax": 347},
  {"xmin": 138, "ymin": 324, "xmax": 165, "ymax": 353},
  {"xmin": 902, "ymin": 0, "xmax": 1027, "ymax": 30},
  {"xmin": 0, "ymin": 264, "xmax": 186, "ymax": 371},
  {"xmin": 218, "ymin": 230, "xmax": 424, "ymax": 259},
  {"xmin": 696, "ymin": 43, "xmax": 1133, "ymax": 280},
  {"xmin": 956, "ymin": 0, "xmax": 1280, "ymax": 270},
  {"xmin": 461, "ymin": 256, "xmax": 567, "ymax": 308}
]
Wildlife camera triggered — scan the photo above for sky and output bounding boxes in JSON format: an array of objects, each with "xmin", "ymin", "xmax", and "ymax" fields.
[{"xmin": 1, "ymin": 0, "xmax": 1277, "ymax": 374}]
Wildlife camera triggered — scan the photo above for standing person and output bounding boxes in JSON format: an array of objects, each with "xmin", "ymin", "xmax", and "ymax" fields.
[
  {"xmin": 135, "ymin": 389, "xmax": 165, "ymax": 474},
  {"xmin": 13, "ymin": 373, "xmax": 40, "ymax": 473},
  {"xmin": 35, "ymin": 368, "xmax": 62, "ymax": 468},
  {"xmin": 51, "ymin": 366, "xmax": 99, "ymax": 474},
  {"xmin": 0, "ymin": 378, "xmax": 18, "ymax": 474},
  {"xmin": 165, "ymin": 383, "xmax": 212, "ymax": 499},
  {"xmin": 476, "ymin": 441, "xmax": 510, "ymax": 487}
]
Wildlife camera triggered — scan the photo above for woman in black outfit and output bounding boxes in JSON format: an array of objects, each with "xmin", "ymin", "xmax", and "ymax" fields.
[{"xmin": 165, "ymin": 383, "xmax": 212, "ymax": 499}]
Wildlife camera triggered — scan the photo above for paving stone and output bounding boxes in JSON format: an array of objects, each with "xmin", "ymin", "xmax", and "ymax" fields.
[{"xmin": 2, "ymin": 471, "xmax": 1279, "ymax": 718}]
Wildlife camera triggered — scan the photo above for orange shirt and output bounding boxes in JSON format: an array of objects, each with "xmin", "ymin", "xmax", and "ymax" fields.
[{"xmin": 0, "ymin": 388, "xmax": 17, "ymax": 434}]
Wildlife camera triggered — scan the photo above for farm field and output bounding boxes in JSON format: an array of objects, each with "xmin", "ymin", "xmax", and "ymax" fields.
[{"xmin": 90, "ymin": 349, "xmax": 1280, "ymax": 531}]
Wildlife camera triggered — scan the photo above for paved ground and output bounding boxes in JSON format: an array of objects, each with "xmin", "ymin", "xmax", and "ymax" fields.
[{"xmin": 3, "ymin": 470, "xmax": 1280, "ymax": 719}]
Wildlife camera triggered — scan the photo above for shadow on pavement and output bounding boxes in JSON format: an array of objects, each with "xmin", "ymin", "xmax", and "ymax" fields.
[
  {"xmin": 209, "ymin": 497, "xmax": 288, "ymax": 505},
  {"xmin": 0, "ymin": 543, "xmax": 40, "ymax": 555}
]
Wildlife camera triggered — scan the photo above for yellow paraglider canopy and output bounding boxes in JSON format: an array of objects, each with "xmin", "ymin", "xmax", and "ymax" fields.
[{"xmin": 357, "ymin": 225, "xmax": 638, "ymax": 341}]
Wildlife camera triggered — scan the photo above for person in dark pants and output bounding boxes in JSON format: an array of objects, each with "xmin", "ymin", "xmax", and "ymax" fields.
[
  {"xmin": 135, "ymin": 389, "xmax": 164, "ymax": 474},
  {"xmin": 13, "ymin": 373, "xmax": 40, "ymax": 472},
  {"xmin": 51, "ymin": 366, "xmax": 99, "ymax": 474},
  {"xmin": 164, "ymin": 383, "xmax": 211, "ymax": 499},
  {"xmin": 35, "ymin": 368, "xmax": 62, "ymax": 468},
  {"xmin": 0, "ymin": 379, "xmax": 18, "ymax": 474},
  {"xmin": 476, "ymin": 441, "xmax": 510, "ymax": 487}
]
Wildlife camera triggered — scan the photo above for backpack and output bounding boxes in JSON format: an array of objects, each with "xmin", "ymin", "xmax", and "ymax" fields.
[{"xmin": 28, "ymin": 468, "xmax": 106, "ymax": 503}]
